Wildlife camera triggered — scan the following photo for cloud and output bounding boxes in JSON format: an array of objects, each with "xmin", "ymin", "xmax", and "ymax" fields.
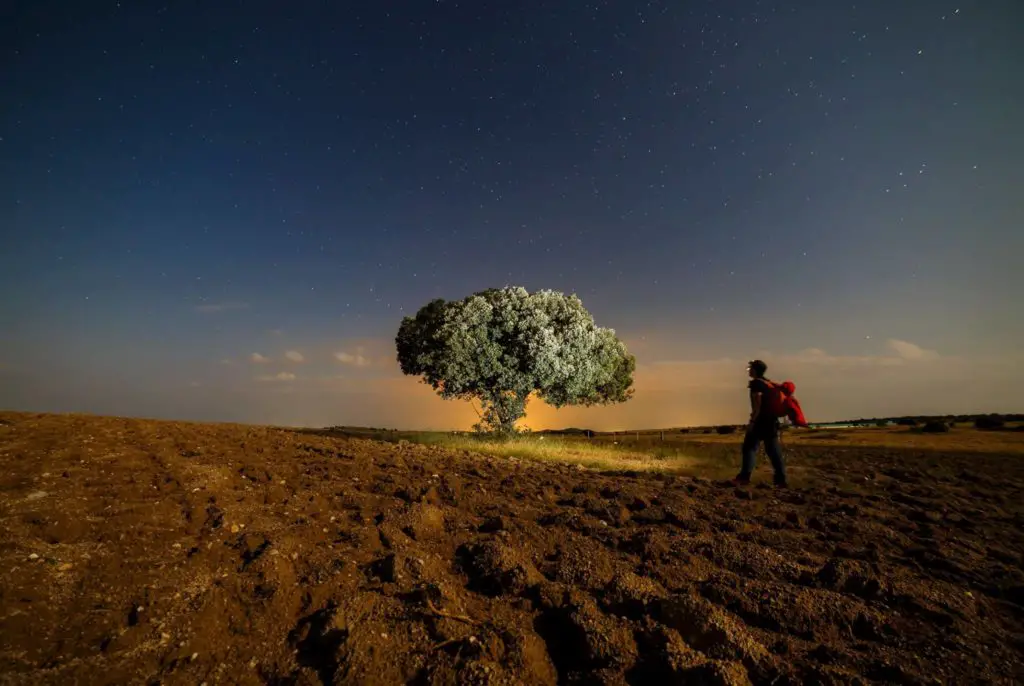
[
  {"xmin": 284, "ymin": 350, "xmax": 305, "ymax": 363},
  {"xmin": 250, "ymin": 353, "xmax": 270, "ymax": 364},
  {"xmin": 772, "ymin": 339, "xmax": 940, "ymax": 369},
  {"xmin": 335, "ymin": 350, "xmax": 371, "ymax": 367},
  {"xmin": 195, "ymin": 301, "xmax": 248, "ymax": 313},
  {"xmin": 887, "ymin": 339, "xmax": 939, "ymax": 361},
  {"xmin": 646, "ymin": 339, "xmax": 943, "ymax": 380},
  {"xmin": 257, "ymin": 372, "xmax": 296, "ymax": 382}
]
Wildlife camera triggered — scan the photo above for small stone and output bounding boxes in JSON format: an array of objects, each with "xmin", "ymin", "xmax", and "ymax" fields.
[
  {"xmin": 230, "ymin": 525, "xmax": 240, "ymax": 533},
  {"xmin": 172, "ymin": 543, "xmax": 182, "ymax": 548},
  {"xmin": 58, "ymin": 562, "xmax": 73, "ymax": 571},
  {"xmin": 191, "ymin": 652, "xmax": 199, "ymax": 661},
  {"xmin": 28, "ymin": 553, "xmax": 39, "ymax": 560},
  {"xmin": 26, "ymin": 491, "xmax": 48, "ymax": 501}
]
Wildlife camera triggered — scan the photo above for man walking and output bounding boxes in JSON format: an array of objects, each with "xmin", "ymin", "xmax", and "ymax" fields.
[{"xmin": 732, "ymin": 359, "xmax": 788, "ymax": 487}]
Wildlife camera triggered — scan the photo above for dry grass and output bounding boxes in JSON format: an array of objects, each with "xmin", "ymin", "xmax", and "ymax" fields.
[
  {"xmin": 655, "ymin": 425, "xmax": 1024, "ymax": 454},
  {"xmin": 402, "ymin": 432, "xmax": 699, "ymax": 473},
  {"xmin": 302, "ymin": 422, "xmax": 1024, "ymax": 475},
  {"xmin": 406, "ymin": 425, "xmax": 1023, "ymax": 476}
]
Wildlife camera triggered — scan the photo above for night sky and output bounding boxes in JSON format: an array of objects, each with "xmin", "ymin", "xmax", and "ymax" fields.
[{"xmin": 2, "ymin": 1, "xmax": 1022, "ymax": 430}]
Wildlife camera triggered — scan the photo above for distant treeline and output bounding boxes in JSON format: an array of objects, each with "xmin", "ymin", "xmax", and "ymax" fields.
[
  {"xmin": 541, "ymin": 413, "xmax": 1023, "ymax": 436},
  {"xmin": 823, "ymin": 413, "xmax": 1023, "ymax": 429},
  {"xmin": 322, "ymin": 413, "xmax": 1023, "ymax": 436}
]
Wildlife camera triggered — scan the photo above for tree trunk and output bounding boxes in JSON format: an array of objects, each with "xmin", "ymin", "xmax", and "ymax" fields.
[{"xmin": 482, "ymin": 390, "xmax": 529, "ymax": 435}]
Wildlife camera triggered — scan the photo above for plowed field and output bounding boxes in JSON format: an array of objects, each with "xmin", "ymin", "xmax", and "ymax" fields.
[{"xmin": 1, "ymin": 412, "xmax": 1022, "ymax": 685}]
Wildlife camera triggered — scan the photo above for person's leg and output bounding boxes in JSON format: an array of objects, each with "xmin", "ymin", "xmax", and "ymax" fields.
[
  {"xmin": 763, "ymin": 429, "xmax": 787, "ymax": 485},
  {"xmin": 738, "ymin": 428, "xmax": 759, "ymax": 481}
]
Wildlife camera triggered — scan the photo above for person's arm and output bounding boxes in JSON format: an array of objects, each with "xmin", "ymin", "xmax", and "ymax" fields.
[{"xmin": 750, "ymin": 389, "xmax": 762, "ymax": 423}]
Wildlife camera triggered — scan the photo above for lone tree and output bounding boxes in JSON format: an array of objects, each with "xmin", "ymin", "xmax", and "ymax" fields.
[{"xmin": 396, "ymin": 286, "xmax": 635, "ymax": 435}]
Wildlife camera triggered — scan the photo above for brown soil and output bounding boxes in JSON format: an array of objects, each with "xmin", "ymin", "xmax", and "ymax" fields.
[{"xmin": 1, "ymin": 411, "xmax": 1023, "ymax": 685}]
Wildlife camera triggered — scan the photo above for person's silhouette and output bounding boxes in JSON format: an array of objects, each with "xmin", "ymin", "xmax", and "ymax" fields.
[{"xmin": 731, "ymin": 359, "xmax": 787, "ymax": 487}]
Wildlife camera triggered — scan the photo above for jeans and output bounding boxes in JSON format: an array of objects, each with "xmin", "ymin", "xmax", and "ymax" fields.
[{"xmin": 740, "ymin": 422, "xmax": 787, "ymax": 484}]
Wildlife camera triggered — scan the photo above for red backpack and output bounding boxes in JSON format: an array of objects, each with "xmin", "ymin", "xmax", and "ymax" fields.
[{"xmin": 762, "ymin": 380, "xmax": 809, "ymax": 427}]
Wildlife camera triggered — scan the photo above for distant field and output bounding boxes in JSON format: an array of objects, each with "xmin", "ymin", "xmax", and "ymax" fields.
[
  {"xmin": 304, "ymin": 428, "xmax": 697, "ymax": 474},
  {"xmin": 304, "ymin": 423, "xmax": 1024, "ymax": 490},
  {"xmin": 593, "ymin": 424, "xmax": 1024, "ymax": 454},
  {"xmin": 325, "ymin": 423, "xmax": 1024, "ymax": 469}
]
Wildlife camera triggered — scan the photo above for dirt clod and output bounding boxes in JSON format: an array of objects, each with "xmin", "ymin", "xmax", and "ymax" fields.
[
  {"xmin": 459, "ymin": 540, "xmax": 543, "ymax": 596},
  {"xmin": 659, "ymin": 593, "xmax": 770, "ymax": 668},
  {"xmin": 600, "ymin": 571, "xmax": 668, "ymax": 618}
]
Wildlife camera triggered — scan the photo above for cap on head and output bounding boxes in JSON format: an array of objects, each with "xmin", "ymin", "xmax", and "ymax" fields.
[{"xmin": 748, "ymin": 359, "xmax": 767, "ymax": 377}]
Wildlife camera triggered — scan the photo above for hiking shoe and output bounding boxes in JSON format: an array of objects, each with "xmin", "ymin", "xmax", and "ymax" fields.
[
  {"xmin": 774, "ymin": 481, "xmax": 789, "ymax": 489},
  {"xmin": 729, "ymin": 476, "xmax": 751, "ymax": 487}
]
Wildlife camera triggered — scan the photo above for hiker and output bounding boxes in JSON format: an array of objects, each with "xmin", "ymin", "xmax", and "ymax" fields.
[{"xmin": 732, "ymin": 359, "xmax": 788, "ymax": 488}]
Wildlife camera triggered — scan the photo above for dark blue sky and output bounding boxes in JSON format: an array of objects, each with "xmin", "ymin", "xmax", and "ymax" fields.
[{"xmin": 2, "ymin": 1, "xmax": 1021, "ymax": 429}]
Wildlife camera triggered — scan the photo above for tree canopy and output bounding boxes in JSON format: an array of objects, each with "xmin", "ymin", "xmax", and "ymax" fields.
[{"xmin": 395, "ymin": 286, "xmax": 635, "ymax": 434}]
